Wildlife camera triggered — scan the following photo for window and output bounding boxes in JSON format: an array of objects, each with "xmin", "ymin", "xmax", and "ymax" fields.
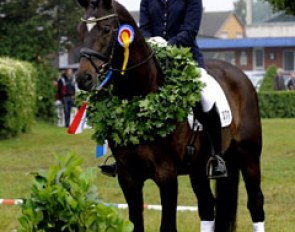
[
  {"xmin": 254, "ymin": 48, "xmax": 264, "ymax": 70},
  {"xmin": 203, "ymin": 51, "xmax": 235, "ymax": 65},
  {"xmin": 283, "ymin": 51, "xmax": 295, "ymax": 71},
  {"xmin": 219, "ymin": 32, "xmax": 228, "ymax": 39},
  {"xmin": 240, "ymin": 51, "xmax": 248, "ymax": 66}
]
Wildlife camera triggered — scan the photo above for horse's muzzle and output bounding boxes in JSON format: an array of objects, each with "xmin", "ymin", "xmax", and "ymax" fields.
[{"xmin": 76, "ymin": 72, "xmax": 96, "ymax": 91}]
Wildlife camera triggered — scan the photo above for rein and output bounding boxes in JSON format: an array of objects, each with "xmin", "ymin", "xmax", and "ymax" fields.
[{"xmin": 112, "ymin": 51, "xmax": 154, "ymax": 73}]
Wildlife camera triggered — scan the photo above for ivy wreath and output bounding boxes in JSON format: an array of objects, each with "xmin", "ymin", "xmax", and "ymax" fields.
[{"xmin": 78, "ymin": 45, "xmax": 204, "ymax": 146}]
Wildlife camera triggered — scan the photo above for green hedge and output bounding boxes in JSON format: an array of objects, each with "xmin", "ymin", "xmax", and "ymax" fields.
[
  {"xmin": 35, "ymin": 62, "xmax": 57, "ymax": 121},
  {"xmin": 0, "ymin": 57, "xmax": 37, "ymax": 139},
  {"xmin": 258, "ymin": 91, "xmax": 295, "ymax": 118}
]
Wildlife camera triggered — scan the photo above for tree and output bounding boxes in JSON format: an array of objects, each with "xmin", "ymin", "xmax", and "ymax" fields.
[
  {"xmin": 234, "ymin": 0, "xmax": 246, "ymax": 25},
  {"xmin": 234, "ymin": 0, "xmax": 273, "ymax": 24},
  {"xmin": 0, "ymin": 0, "xmax": 82, "ymax": 121},
  {"xmin": 252, "ymin": 0, "xmax": 273, "ymax": 23},
  {"xmin": 259, "ymin": 64, "xmax": 277, "ymax": 91},
  {"xmin": 0, "ymin": 0, "xmax": 82, "ymax": 61},
  {"xmin": 264, "ymin": 0, "xmax": 295, "ymax": 14}
]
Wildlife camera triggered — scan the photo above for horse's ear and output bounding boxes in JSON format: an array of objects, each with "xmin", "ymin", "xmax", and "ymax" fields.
[{"xmin": 76, "ymin": 0, "xmax": 89, "ymax": 8}]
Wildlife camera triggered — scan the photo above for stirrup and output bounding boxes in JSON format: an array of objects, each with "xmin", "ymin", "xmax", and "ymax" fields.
[
  {"xmin": 98, "ymin": 155, "xmax": 117, "ymax": 177},
  {"xmin": 206, "ymin": 154, "xmax": 228, "ymax": 179}
]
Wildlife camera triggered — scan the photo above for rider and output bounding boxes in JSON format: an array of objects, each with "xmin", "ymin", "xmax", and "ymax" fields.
[{"xmin": 100, "ymin": 0, "xmax": 228, "ymax": 179}]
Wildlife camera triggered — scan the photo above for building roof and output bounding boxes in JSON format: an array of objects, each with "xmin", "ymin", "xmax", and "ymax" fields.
[
  {"xmin": 265, "ymin": 12, "xmax": 295, "ymax": 23},
  {"xmin": 198, "ymin": 37, "xmax": 295, "ymax": 49},
  {"xmin": 199, "ymin": 11, "xmax": 233, "ymax": 37},
  {"xmin": 130, "ymin": 10, "xmax": 242, "ymax": 38}
]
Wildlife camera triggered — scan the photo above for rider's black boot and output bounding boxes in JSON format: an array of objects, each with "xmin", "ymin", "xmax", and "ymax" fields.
[{"xmin": 201, "ymin": 104, "xmax": 228, "ymax": 178}]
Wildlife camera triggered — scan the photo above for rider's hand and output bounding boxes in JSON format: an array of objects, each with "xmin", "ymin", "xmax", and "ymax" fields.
[{"xmin": 147, "ymin": 36, "xmax": 168, "ymax": 47}]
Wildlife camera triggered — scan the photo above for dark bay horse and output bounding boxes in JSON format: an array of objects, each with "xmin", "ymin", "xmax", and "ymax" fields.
[{"xmin": 75, "ymin": 0, "xmax": 265, "ymax": 231}]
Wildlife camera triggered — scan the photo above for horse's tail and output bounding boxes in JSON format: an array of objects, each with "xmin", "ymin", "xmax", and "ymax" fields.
[{"xmin": 215, "ymin": 148, "xmax": 240, "ymax": 232}]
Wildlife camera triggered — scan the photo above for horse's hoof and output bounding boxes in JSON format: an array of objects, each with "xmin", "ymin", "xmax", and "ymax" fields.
[{"xmin": 98, "ymin": 163, "xmax": 117, "ymax": 177}]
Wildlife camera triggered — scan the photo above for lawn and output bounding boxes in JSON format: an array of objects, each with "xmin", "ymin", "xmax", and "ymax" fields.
[{"xmin": 0, "ymin": 119, "xmax": 294, "ymax": 232}]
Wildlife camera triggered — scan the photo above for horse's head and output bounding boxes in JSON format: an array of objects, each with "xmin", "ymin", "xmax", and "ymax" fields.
[
  {"xmin": 76, "ymin": 0, "xmax": 120, "ymax": 91},
  {"xmin": 76, "ymin": 0, "xmax": 161, "ymax": 97}
]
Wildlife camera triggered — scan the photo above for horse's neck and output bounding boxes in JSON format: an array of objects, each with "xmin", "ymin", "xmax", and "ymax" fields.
[
  {"xmin": 113, "ymin": 33, "xmax": 161, "ymax": 99},
  {"xmin": 111, "ymin": 4, "xmax": 162, "ymax": 99}
]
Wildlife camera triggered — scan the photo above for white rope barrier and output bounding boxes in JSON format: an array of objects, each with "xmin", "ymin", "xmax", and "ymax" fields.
[
  {"xmin": 0, "ymin": 199, "xmax": 24, "ymax": 205},
  {"xmin": 0, "ymin": 199, "xmax": 198, "ymax": 212}
]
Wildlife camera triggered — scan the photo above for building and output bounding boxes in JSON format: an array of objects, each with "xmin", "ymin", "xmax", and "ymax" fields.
[
  {"xmin": 199, "ymin": 37, "xmax": 295, "ymax": 71},
  {"xmin": 56, "ymin": 7, "xmax": 295, "ymax": 81},
  {"xmin": 130, "ymin": 11, "xmax": 245, "ymax": 39},
  {"xmin": 199, "ymin": 7, "xmax": 295, "ymax": 81},
  {"xmin": 246, "ymin": 12, "xmax": 295, "ymax": 38},
  {"xmin": 199, "ymin": 11, "xmax": 245, "ymax": 39}
]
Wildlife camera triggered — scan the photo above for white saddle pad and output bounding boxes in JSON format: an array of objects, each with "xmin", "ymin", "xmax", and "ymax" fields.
[{"xmin": 188, "ymin": 68, "xmax": 232, "ymax": 130}]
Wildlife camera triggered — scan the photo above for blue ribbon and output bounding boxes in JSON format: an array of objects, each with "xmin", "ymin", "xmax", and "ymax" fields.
[{"xmin": 97, "ymin": 69, "xmax": 113, "ymax": 90}]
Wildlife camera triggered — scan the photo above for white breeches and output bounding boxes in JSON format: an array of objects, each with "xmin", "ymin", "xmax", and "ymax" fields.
[{"xmin": 199, "ymin": 68, "xmax": 232, "ymax": 127}]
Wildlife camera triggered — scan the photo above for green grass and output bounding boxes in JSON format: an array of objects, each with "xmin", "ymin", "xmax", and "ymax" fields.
[{"xmin": 0, "ymin": 119, "xmax": 294, "ymax": 232}]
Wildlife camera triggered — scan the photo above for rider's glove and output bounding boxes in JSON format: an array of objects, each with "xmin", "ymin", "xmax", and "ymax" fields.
[{"xmin": 147, "ymin": 36, "xmax": 168, "ymax": 47}]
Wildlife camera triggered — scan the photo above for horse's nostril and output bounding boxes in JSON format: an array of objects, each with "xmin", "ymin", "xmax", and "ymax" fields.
[
  {"xmin": 85, "ymin": 73, "xmax": 93, "ymax": 81},
  {"xmin": 76, "ymin": 72, "xmax": 95, "ymax": 91}
]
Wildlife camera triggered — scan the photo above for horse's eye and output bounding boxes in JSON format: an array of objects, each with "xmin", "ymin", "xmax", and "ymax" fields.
[{"xmin": 103, "ymin": 26, "xmax": 111, "ymax": 33}]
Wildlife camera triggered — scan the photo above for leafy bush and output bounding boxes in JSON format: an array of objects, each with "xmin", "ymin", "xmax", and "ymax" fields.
[
  {"xmin": 0, "ymin": 57, "xmax": 37, "ymax": 139},
  {"xmin": 18, "ymin": 152, "xmax": 133, "ymax": 232},
  {"xmin": 260, "ymin": 64, "xmax": 277, "ymax": 91},
  {"xmin": 35, "ymin": 62, "xmax": 57, "ymax": 122},
  {"xmin": 258, "ymin": 91, "xmax": 295, "ymax": 118}
]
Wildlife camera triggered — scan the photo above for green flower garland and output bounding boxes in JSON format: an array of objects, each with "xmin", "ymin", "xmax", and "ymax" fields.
[{"xmin": 80, "ymin": 45, "xmax": 203, "ymax": 146}]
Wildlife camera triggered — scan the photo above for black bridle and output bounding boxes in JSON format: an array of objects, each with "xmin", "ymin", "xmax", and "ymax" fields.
[
  {"xmin": 79, "ymin": 3, "xmax": 154, "ymax": 82},
  {"xmin": 80, "ymin": 12, "xmax": 118, "ymax": 78}
]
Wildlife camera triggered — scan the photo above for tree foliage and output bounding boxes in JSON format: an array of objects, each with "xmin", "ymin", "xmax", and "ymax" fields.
[
  {"xmin": 0, "ymin": 0, "xmax": 82, "ymax": 61},
  {"xmin": 0, "ymin": 0, "xmax": 82, "ymax": 121},
  {"xmin": 234, "ymin": 0, "xmax": 273, "ymax": 24},
  {"xmin": 264, "ymin": 0, "xmax": 295, "ymax": 14},
  {"xmin": 0, "ymin": 58, "xmax": 37, "ymax": 139},
  {"xmin": 260, "ymin": 64, "xmax": 277, "ymax": 91},
  {"xmin": 234, "ymin": 0, "xmax": 246, "ymax": 24},
  {"xmin": 253, "ymin": 0, "xmax": 273, "ymax": 23}
]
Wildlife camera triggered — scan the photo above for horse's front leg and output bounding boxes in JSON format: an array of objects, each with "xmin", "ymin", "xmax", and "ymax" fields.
[
  {"xmin": 117, "ymin": 169, "xmax": 145, "ymax": 232},
  {"xmin": 155, "ymin": 165, "xmax": 178, "ymax": 232}
]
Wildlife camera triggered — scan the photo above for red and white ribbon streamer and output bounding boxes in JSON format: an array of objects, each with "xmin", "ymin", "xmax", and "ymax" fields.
[{"xmin": 67, "ymin": 102, "xmax": 88, "ymax": 134}]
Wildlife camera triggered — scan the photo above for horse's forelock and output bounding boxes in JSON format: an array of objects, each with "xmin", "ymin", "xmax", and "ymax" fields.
[
  {"xmin": 83, "ymin": 0, "xmax": 113, "ymax": 10},
  {"xmin": 102, "ymin": 0, "xmax": 113, "ymax": 8},
  {"xmin": 89, "ymin": 0, "xmax": 99, "ymax": 8}
]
